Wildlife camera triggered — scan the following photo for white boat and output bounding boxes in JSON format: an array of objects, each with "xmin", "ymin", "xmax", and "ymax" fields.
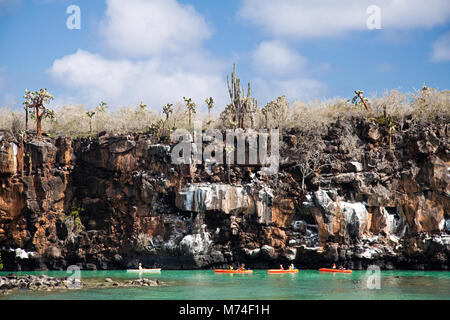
[{"xmin": 126, "ymin": 268, "xmax": 161, "ymax": 273}]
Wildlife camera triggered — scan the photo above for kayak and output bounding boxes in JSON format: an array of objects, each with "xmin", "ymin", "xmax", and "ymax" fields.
[
  {"xmin": 214, "ymin": 269, "xmax": 253, "ymax": 274},
  {"xmin": 319, "ymin": 268, "xmax": 352, "ymax": 273},
  {"xmin": 267, "ymin": 269, "xmax": 299, "ymax": 274},
  {"xmin": 127, "ymin": 268, "xmax": 161, "ymax": 273}
]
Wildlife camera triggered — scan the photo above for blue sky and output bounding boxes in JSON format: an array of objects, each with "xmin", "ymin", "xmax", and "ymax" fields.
[{"xmin": 0, "ymin": 0, "xmax": 449, "ymax": 112}]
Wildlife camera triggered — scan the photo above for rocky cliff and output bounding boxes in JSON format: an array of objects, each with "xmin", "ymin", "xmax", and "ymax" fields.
[{"xmin": 0, "ymin": 116, "xmax": 449, "ymax": 271}]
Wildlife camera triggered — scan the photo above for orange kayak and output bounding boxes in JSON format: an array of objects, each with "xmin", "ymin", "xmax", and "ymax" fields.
[
  {"xmin": 214, "ymin": 269, "xmax": 253, "ymax": 274},
  {"xmin": 267, "ymin": 269, "xmax": 299, "ymax": 274},
  {"xmin": 319, "ymin": 268, "xmax": 352, "ymax": 273}
]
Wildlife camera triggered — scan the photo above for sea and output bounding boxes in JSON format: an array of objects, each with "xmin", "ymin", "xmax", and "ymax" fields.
[{"xmin": 1, "ymin": 269, "xmax": 449, "ymax": 300}]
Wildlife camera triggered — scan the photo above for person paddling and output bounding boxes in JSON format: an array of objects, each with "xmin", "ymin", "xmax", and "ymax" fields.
[
  {"xmin": 239, "ymin": 264, "xmax": 246, "ymax": 271},
  {"xmin": 288, "ymin": 264, "xmax": 294, "ymax": 270},
  {"xmin": 138, "ymin": 263, "xmax": 143, "ymax": 271},
  {"xmin": 279, "ymin": 264, "xmax": 284, "ymax": 270},
  {"xmin": 332, "ymin": 263, "xmax": 336, "ymax": 269}
]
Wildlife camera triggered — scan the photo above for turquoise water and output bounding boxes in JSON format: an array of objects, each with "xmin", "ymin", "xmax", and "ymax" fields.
[{"xmin": 1, "ymin": 270, "xmax": 449, "ymax": 300}]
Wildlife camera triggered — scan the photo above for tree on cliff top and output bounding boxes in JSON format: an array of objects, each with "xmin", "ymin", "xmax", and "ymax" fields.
[
  {"xmin": 163, "ymin": 103, "xmax": 173, "ymax": 120},
  {"xmin": 86, "ymin": 111, "xmax": 96, "ymax": 133},
  {"xmin": 23, "ymin": 89, "xmax": 55, "ymax": 136},
  {"xmin": 205, "ymin": 97, "xmax": 214, "ymax": 120},
  {"xmin": 352, "ymin": 90, "xmax": 372, "ymax": 114},
  {"xmin": 183, "ymin": 97, "xmax": 196, "ymax": 127}
]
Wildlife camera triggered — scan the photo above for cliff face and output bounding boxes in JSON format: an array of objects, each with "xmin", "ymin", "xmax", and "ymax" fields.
[{"xmin": 0, "ymin": 117, "xmax": 449, "ymax": 271}]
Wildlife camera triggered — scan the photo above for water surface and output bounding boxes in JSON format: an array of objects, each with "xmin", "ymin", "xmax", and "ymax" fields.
[{"xmin": 1, "ymin": 270, "xmax": 449, "ymax": 300}]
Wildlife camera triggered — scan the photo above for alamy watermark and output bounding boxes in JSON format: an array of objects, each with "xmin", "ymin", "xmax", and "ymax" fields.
[
  {"xmin": 170, "ymin": 121, "xmax": 279, "ymax": 175},
  {"xmin": 66, "ymin": 5, "xmax": 81, "ymax": 30},
  {"xmin": 351, "ymin": 265, "xmax": 381, "ymax": 290},
  {"xmin": 366, "ymin": 265, "xmax": 381, "ymax": 289},
  {"xmin": 367, "ymin": 5, "xmax": 382, "ymax": 30},
  {"xmin": 66, "ymin": 265, "xmax": 81, "ymax": 289}
]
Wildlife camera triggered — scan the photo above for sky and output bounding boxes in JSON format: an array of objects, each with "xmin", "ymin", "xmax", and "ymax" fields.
[{"xmin": 0, "ymin": 0, "xmax": 449, "ymax": 113}]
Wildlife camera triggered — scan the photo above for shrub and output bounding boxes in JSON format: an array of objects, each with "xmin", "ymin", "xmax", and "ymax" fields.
[
  {"xmin": 0, "ymin": 87, "xmax": 448, "ymax": 137},
  {"xmin": 64, "ymin": 205, "xmax": 85, "ymax": 232}
]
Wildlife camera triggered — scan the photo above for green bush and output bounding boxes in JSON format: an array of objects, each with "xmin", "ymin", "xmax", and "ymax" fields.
[{"xmin": 64, "ymin": 205, "xmax": 85, "ymax": 232}]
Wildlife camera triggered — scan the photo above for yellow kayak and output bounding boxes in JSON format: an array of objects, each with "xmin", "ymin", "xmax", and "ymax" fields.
[
  {"xmin": 214, "ymin": 269, "xmax": 253, "ymax": 274},
  {"xmin": 267, "ymin": 269, "xmax": 299, "ymax": 274}
]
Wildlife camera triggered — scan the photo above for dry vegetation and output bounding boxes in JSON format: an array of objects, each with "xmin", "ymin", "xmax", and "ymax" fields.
[{"xmin": 0, "ymin": 87, "xmax": 449, "ymax": 139}]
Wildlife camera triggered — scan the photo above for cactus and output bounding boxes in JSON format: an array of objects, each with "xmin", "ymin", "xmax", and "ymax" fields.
[
  {"xmin": 139, "ymin": 101, "xmax": 147, "ymax": 111},
  {"xmin": 205, "ymin": 97, "xmax": 214, "ymax": 120},
  {"xmin": 96, "ymin": 101, "xmax": 109, "ymax": 113},
  {"xmin": 368, "ymin": 104, "xmax": 397, "ymax": 150},
  {"xmin": 352, "ymin": 90, "xmax": 372, "ymax": 113},
  {"xmin": 262, "ymin": 96, "xmax": 288, "ymax": 130},
  {"xmin": 227, "ymin": 64, "xmax": 257, "ymax": 129},
  {"xmin": 163, "ymin": 103, "xmax": 173, "ymax": 120},
  {"xmin": 86, "ymin": 111, "xmax": 96, "ymax": 133},
  {"xmin": 146, "ymin": 119, "xmax": 166, "ymax": 141}
]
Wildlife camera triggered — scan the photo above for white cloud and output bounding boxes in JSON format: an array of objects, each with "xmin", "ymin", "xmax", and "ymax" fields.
[
  {"xmin": 49, "ymin": 49, "xmax": 228, "ymax": 108},
  {"xmin": 49, "ymin": 0, "xmax": 229, "ymax": 109},
  {"xmin": 431, "ymin": 32, "xmax": 450, "ymax": 62},
  {"xmin": 252, "ymin": 40, "xmax": 307, "ymax": 76},
  {"xmin": 249, "ymin": 40, "xmax": 327, "ymax": 104},
  {"xmin": 238, "ymin": 0, "xmax": 450, "ymax": 39},
  {"xmin": 100, "ymin": 0, "xmax": 212, "ymax": 57}
]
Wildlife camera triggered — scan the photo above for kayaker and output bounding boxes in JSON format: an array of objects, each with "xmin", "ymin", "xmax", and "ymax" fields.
[
  {"xmin": 239, "ymin": 264, "xmax": 245, "ymax": 271},
  {"xmin": 229, "ymin": 266, "xmax": 233, "ymax": 270},
  {"xmin": 138, "ymin": 263, "xmax": 143, "ymax": 271},
  {"xmin": 332, "ymin": 263, "xmax": 336, "ymax": 269},
  {"xmin": 288, "ymin": 264, "xmax": 294, "ymax": 270},
  {"xmin": 279, "ymin": 264, "xmax": 284, "ymax": 270}
]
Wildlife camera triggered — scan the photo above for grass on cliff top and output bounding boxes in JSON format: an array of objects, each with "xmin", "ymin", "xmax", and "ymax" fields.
[{"xmin": 0, "ymin": 88, "xmax": 449, "ymax": 138}]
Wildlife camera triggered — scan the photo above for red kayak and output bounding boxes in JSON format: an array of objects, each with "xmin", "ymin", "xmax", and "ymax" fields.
[
  {"xmin": 319, "ymin": 268, "xmax": 352, "ymax": 273},
  {"xmin": 214, "ymin": 269, "xmax": 253, "ymax": 274}
]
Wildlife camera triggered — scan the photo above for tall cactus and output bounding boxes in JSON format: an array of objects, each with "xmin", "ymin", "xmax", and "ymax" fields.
[{"xmin": 227, "ymin": 64, "xmax": 256, "ymax": 129}]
